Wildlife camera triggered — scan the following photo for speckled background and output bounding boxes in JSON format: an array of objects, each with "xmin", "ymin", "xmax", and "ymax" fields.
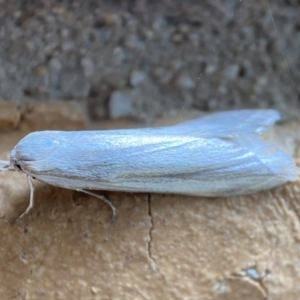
[{"xmin": 0, "ymin": 0, "xmax": 299, "ymax": 121}]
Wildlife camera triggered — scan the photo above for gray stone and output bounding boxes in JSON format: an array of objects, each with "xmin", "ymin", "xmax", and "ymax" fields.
[
  {"xmin": 130, "ymin": 70, "xmax": 146, "ymax": 87},
  {"xmin": 223, "ymin": 64, "xmax": 240, "ymax": 80},
  {"xmin": 109, "ymin": 90, "xmax": 133, "ymax": 119},
  {"xmin": 176, "ymin": 74, "xmax": 196, "ymax": 90}
]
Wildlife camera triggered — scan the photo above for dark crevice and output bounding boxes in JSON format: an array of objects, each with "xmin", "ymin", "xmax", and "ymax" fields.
[
  {"xmin": 147, "ymin": 193, "xmax": 156, "ymax": 267},
  {"xmin": 147, "ymin": 194, "xmax": 165, "ymax": 282}
]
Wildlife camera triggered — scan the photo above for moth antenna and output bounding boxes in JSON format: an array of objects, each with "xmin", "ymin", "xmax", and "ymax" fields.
[{"xmin": 0, "ymin": 160, "xmax": 11, "ymax": 171}]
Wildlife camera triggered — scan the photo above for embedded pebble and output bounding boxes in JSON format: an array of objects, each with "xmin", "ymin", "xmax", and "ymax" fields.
[{"xmin": 109, "ymin": 90, "xmax": 133, "ymax": 119}]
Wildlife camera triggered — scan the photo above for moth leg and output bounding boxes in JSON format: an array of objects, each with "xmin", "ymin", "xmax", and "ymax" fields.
[
  {"xmin": 16, "ymin": 175, "xmax": 35, "ymax": 221},
  {"xmin": 78, "ymin": 189, "xmax": 116, "ymax": 221}
]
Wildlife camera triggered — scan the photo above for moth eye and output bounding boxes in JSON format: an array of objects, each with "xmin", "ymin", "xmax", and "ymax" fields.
[{"xmin": 15, "ymin": 164, "xmax": 22, "ymax": 171}]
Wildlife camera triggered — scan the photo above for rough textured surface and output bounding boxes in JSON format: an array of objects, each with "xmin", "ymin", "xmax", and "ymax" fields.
[
  {"xmin": 0, "ymin": 0, "xmax": 299, "ymax": 121},
  {"xmin": 0, "ymin": 102, "xmax": 300, "ymax": 299},
  {"xmin": 0, "ymin": 102, "xmax": 20, "ymax": 130}
]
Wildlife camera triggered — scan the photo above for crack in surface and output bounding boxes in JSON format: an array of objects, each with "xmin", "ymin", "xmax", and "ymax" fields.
[
  {"xmin": 147, "ymin": 194, "xmax": 165, "ymax": 282},
  {"xmin": 147, "ymin": 193, "xmax": 156, "ymax": 269}
]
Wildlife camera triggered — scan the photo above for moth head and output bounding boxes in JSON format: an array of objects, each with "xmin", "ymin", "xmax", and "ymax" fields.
[
  {"xmin": 4, "ymin": 131, "xmax": 65, "ymax": 175},
  {"xmin": 0, "ymin": 149, "xmax": 24, "ymax": 173},
  {"xmin": 9, "ymin": 148, "xmax": 23, "ymax": 172}
]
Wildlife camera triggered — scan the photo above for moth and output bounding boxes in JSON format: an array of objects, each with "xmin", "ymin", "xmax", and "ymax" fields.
[{"xmin": 0, "ymin": 109, "xmax": 298, "ymax": 219}]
